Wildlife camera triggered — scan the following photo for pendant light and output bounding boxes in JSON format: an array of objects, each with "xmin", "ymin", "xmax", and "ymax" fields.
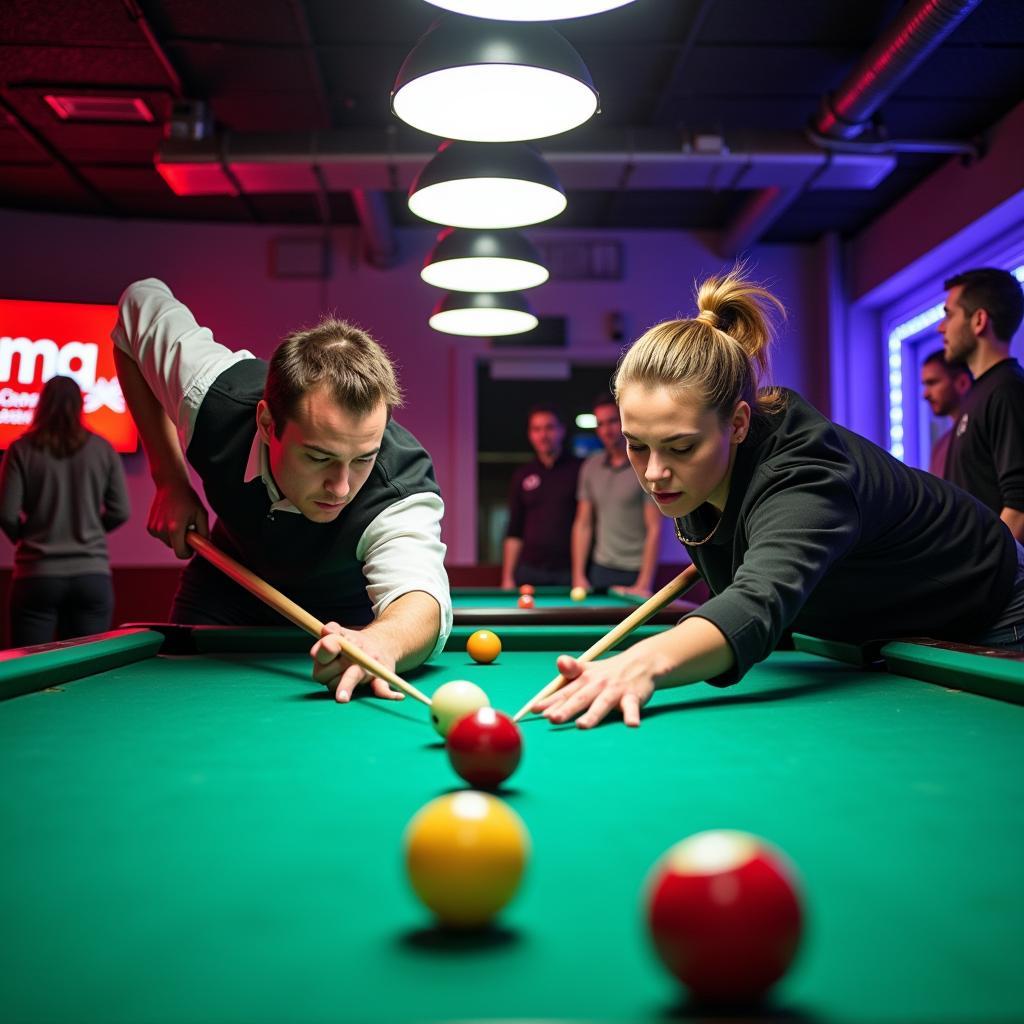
[
  {"xmin": 429, "ymin": 291, "xmax": 539, "ymax": 336},
  {"xmin": 422, "ymin": 228, "xmax": 549, "ymax": 292},
  {"xmin": 423, "ymin": 1, "xmax": 638, "ymax": 20},
  {"xmin": 392, "ymin": 17, "xmax": 599, "ymax": 142},
  {"xmin": 408, "ymin": 141, "xmax": 566, "ymax": 229}
]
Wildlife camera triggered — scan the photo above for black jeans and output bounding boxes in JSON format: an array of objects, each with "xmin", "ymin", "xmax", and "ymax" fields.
[{"xmin": 9, "ymin": 574, "xmax": 114, "ymax": 648}]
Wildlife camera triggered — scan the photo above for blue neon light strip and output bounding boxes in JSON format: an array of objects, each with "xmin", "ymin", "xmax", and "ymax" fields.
[{"xmin": 887, "ymin": 263, "xmax": 1024, "ymax": 460}]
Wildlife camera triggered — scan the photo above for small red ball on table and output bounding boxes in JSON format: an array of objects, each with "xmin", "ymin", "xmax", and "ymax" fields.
[{"xmin": 446, "ymin": 707, "xmax": 523, "ymax": 789}]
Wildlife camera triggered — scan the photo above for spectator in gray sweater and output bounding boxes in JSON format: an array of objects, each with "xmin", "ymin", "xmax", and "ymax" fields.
[{"xmin": 0, "ymin": 375, "xmax": 130, "ymax": 647}]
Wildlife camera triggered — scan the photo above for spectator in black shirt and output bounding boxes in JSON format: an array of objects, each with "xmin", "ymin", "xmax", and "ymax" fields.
[
  {"xmin": 920, "ymin": 349, "xmax": 971, "ymax": 478},
  {"xmin": 531, "ymin": 268, "xmax": 1024, "ymax": 729},
  {"xmin": 502, "ymin": 405, "xmax": 582, "ymax": 589},
  {"xmin": 940, "ymin": 267, "xmax": 1024, "ymax": 541}
]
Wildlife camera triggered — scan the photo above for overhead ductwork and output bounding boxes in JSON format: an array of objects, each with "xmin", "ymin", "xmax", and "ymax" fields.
[
  {"xmin": 721, "ymin": 0, "xmax": 984, "ymax": 255},
  {"xmin": 155, "ymin": 129, "xmax": 896, "ymax": 258}
]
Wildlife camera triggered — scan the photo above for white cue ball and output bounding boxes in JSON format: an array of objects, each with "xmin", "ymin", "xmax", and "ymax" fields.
[
  {"xmin": 430, "ymin": 680, "xmax": 491, "ymax": 738},
  {"xmin": 570, "ymin": 586, "xmax": 587, "ymax": 602}
]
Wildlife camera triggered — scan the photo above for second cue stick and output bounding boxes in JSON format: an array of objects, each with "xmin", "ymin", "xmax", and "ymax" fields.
[
  {"xmin": 512, "ymin": 564, "xmax": 701, "ymax": 721},
  {"xmin": 186, "ymin": 532, "xmax": 432, "ymax": 706}
]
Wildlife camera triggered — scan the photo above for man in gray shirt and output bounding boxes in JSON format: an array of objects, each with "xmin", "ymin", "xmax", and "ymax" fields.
[{"xmin": 571, "ymin": 393, "xmax": 662, "ymax": 596}]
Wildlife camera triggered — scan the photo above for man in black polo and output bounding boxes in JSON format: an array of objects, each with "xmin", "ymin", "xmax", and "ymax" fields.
[
  {"xmin": 939, "ymin": 267, "xmax": 1024, "ymax": 541},
  {"xmin": 501, "ymin": 405, "xmax": 581, "ymax": 588}
]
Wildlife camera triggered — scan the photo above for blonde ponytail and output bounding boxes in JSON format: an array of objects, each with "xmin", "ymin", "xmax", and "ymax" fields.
[{"xmin": 614, "ymin": 266, "xmax": 787, "ymax": 419}]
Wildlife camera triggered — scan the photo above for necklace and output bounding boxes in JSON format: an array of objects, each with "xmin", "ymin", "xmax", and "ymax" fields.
[{"xmin": 674, "ymin": 514, "xmax": 722, "ymax": 546}]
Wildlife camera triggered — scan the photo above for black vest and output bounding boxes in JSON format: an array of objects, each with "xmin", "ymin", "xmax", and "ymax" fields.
[{"xmin": 182, "ymin": 359, "xmax": 440, "ymax": 625}]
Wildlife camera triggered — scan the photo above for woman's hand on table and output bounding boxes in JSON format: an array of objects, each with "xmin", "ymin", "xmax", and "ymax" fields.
[
  {"xmin": 534, "ymin": 648, "xmax": 659, "ymax": 728},
  {"xmin": 310, "ymin": 623, "xmax": 404, "ymax": 703}
]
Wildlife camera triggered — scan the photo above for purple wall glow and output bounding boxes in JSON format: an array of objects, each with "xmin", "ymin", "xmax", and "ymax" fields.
[{"xmin": 0, "ymin": 208, "xmax": 821, "ymax": 567}]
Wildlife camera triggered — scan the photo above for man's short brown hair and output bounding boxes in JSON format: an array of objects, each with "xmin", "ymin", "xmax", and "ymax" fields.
[
  {"xmin": 944, "ymin": 268, "xmax": 1024, "ymax": 342},
  {"xmin": 264, "ymin": 317, "xmax": 403, "ymax": 436}
]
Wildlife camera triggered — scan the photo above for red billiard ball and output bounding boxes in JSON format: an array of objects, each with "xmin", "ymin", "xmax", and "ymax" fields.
[
  {"xmin": 645, "ymin": 830, "xmax": 803, "ymax": 1003},
  {"xmin": 446, "ymin": 707, "xmax": 523, "ymax": 789},
  {"xmin": 518, "ymin": 584, "xmax": 535, "ymax": 596},
  {"xmin": 517, "ymin": 594, "xmax": 535, "ymax": 609}
]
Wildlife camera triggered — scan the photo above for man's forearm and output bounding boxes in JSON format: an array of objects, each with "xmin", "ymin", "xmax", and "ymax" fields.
[
  {"xmin": 570, "ymin": 518, "xmax": 592, "ymax": 581},
  {"xmin": 114, "ymin": 347, "xmax": 190, "ymax": 486},
  {"xmin": 502, "ymin": 537, "xmax": 523, "ymax": 585},
  {"xmin": 1000, "ymin": 506, "xmax": 1024, "ymax": 543},
  {"xmin": 366, "ymin": 591, "xmax": 442, "ymax": 672}
]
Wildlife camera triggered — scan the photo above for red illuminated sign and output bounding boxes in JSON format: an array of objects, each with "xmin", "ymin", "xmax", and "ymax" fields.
[{"xmin": 0, "ymin": 298, "xmax": 138, "ymax": 452}]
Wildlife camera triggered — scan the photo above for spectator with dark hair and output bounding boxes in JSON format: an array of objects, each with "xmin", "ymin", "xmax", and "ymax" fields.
[
  {"xmin": 112, "ymin": 279, "xmax": 450, "ymax": 702},
  {"xmin": 920, "ymin": 349, "xmax": 972, "ymax": 478},
  {"xmin": 940, "ymin": 267, "xmax": 1024, "ymax": 541},
  {"xmin": 502, "ymin": 404, "xmax": 581, "ymax": 589},
  {"xmin": 571, "ymin": 393, "xmax": 662, "ymax": 596},
  {"xmin": 0, "ymin": 375, "xmax": 130, "ymax": 647}
]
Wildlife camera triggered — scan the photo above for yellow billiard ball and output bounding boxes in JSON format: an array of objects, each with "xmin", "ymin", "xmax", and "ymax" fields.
[
  {"xmin": 467, "ymin": 629, "xmax": 502, "ymax": 665},
  {"xmin": 430, "ymin": 680, "xmax": 490, "ymax": 737},
  {"xmin": 405, "ymin": 791, "xmax": 530, "ymax": 927},
  {"xmin": 570, "ymin": 586, "xmax": 587, "ymax": 602}
]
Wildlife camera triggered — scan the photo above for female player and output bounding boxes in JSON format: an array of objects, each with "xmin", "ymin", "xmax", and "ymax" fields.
[
  {"xmin": 536, "ymin": 268, "xmax": 1024, "ymax": 728},
  {"xmin": 0, "ymin": 375, "xmax": 130, "ymax": 646}
]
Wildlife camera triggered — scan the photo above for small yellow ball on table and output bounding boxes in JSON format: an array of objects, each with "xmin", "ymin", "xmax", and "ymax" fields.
[
  {"xmin": 405, "ymin": 791, "xmax": 530, "ymax": 927},
  {"xmin": 466, "ymin": 629, "xmax": 502, "ymax": 664},
  {"xmin": 429, "ymin": 679, "xmax": 490, "ymax": 737},
  {"xmin": 570, "ymin": 586, "xmax": 587, "ymax": 602}
]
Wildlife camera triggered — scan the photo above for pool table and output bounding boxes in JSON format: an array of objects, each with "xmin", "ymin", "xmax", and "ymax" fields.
[
  {"xmin": 451, "ymin": 585, "xmax": 695, "ymax": 625},
  {"xmin": 1, "ymin": 625, "xmax": 1022, "ymax": 1023}
]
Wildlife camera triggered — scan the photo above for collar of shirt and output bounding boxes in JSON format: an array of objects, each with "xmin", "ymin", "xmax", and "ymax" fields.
[
  {"xmin": 243, "ymin": 431, "xmax": 302, "ymax": 514},
  {"xmin": 601, "ymin": 450, "xmax": 631, "ymax": 471}
]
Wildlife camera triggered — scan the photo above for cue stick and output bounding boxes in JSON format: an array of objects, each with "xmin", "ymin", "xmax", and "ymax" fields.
[
  {"xmin": 186, "ymin": 532, "xmax": 432, "ymax": 706},
  {"xmin": 512, "ymin": 564, "xmax": 702, "ymax": 722}
]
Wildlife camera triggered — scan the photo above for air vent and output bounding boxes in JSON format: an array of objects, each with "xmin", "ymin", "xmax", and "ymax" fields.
[{"xmin": 44, "ymin": 94, "xmax": 155, "ymax": 123}]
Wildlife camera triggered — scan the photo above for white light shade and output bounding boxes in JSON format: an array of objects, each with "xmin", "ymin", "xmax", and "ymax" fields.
[
  {"xmin": 429, "ymin": 292, "xmax": 539, "ymax": 337},
  {"xmin": 423, "ymin": 1, "xmax": 638, "ymax": 20},
  {"xmin": 392, "ymin": 18, "xmax": 599, "ymax": 142},
  {"xmin": 408, "ymin": 141, "xmax": 566, "ymax": 229},
  {"xmin": 410, "ymin": 177, "xmax": 566, "ymax": 229},
  {"xmin": 421, "ymin": 229, "xmax": 549, "ymax": 292},
  {"xmin": 575, "ymin": 412, "xmax": 597, "ymax": 428},
  {"xmin": 423, "ymin": 255, "xmax": 549, "ymax": 292},
  {"xmin": 394, "ymin": 65, "xmax": 597, "ymax": 142}
]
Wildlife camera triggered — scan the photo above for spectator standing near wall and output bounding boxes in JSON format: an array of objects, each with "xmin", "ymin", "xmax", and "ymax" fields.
[
  {"xmin": 940, "ymin": 267, "xmax": 1024, "ymax": 541},
  {"xmin": 919, "ymin": 349, "xmax": 972, "ymax": 478},
  {"xmin": 502, "ymin": 405, "xmax": 581, "ymax": 589},
  {"xmin": 0, "ymin": 375, "xmax": 130, "ymax": 647},
  {"xmin": 571, "ymin": 393, "xmax": 662, "ymax": 596}
]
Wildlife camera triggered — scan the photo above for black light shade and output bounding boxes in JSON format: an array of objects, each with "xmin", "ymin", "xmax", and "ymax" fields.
[
  {"xmin": 391, "ymin": 16, "xmax": 599, "ymax": 142},
  {"xmin": 422, "ymin": 228, "xmax": 549, "ymax": 292},
  {"xmin": 429, "ymin": 291, "xmax": 539, "ymax": 336},
  {"xmin": 408, "ymin": 141, "xmax": 566, "ymax": 229}
]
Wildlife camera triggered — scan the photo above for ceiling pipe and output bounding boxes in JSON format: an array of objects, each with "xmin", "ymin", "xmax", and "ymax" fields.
[
  {"xmin": 156, "ymin": 130, "xmax": 896, "ymax": 194},
  {"xmin": 815, "ymin": 0, "xmax": 984, "ymax": 140},
  {"xmin": 718, "ymin": 185, "xmax": 803, "ymax": 258},
  {"xmin": 721, "ymin": 0, "xmax": 983, "ymax": 253},
  {"xmin": 350, "ymin": 189, "xmax": 399, "ymax": 269},
  {"xmin": 121, "ymin": 0, "xmax": 184, "ymax": 98}
]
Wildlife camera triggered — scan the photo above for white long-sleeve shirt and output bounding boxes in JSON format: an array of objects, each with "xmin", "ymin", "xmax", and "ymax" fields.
[{"xmin": 112, "ymin": 278, "xmax": 451, "ymax": 653}]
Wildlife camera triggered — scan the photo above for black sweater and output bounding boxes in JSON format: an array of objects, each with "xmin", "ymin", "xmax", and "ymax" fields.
[
  {"xmin": 679, "ymin": 390, "xmax": 1018, "ymax": 685},
  {"xmin": 182, "ymin": 359, "xmax": 440, "ymax": 625},
  {"xmin": 944, "ymin": 358, "xmax": 1024, "ymax": 515}
]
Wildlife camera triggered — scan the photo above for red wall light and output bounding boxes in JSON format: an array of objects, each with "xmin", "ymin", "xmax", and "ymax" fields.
[{"xmin": 0, "ymin": 299, "xmax": 138, "ymax": 453}]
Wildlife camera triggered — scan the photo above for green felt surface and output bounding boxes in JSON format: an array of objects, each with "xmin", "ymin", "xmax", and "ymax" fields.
[
  {"xmin": 1, "ymin": 630, "xmax": 1022, "ymax": 1022},
  {"xmin": 452, "ymin": 586, "xmax": 645, "ymax": 609}
]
